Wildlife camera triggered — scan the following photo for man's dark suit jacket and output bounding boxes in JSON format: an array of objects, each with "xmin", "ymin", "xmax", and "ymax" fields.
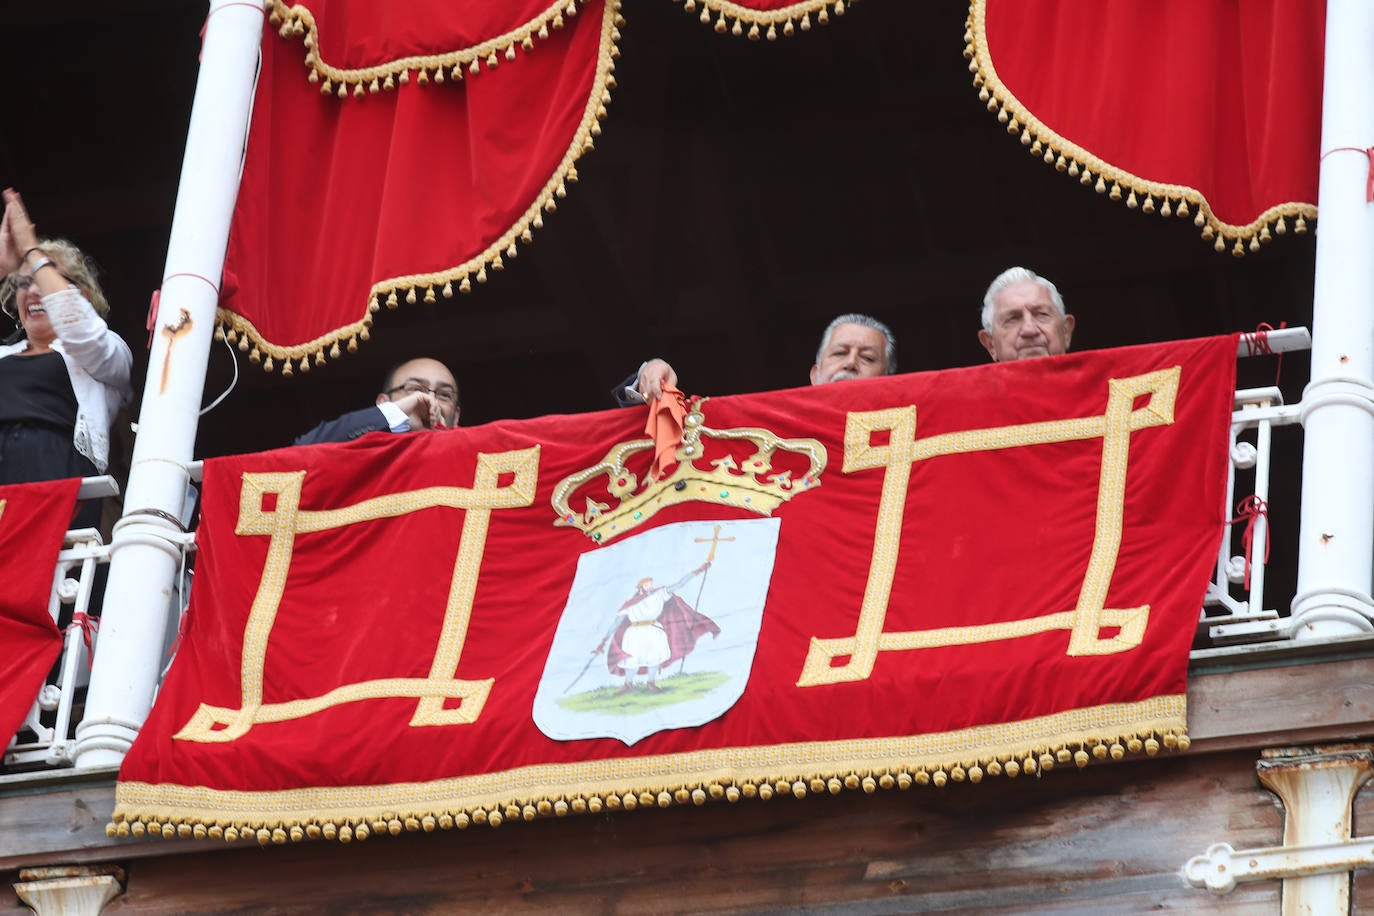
[{"xmin": 294, "ymin": 406, "xmax": 392, "ymax": 446}]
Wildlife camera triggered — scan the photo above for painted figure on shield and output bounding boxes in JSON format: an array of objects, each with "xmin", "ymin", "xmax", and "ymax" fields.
[{"xmin": 596, "ymin": 562, "xmax": 720, "ymax": 694}]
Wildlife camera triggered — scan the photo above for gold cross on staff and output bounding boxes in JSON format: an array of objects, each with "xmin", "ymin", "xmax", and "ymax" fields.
[{"xmin": 694, "ymin": 524, "xmax": 735, "ymax": 562}]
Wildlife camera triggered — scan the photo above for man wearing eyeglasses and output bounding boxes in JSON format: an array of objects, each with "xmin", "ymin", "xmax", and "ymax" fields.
[{"xmin": 294, "ymin": 357, "xmax": 460, "ymax": 445}]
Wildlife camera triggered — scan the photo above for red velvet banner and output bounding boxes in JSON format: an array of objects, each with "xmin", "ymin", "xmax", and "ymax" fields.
[
  {"xmin": 0, "ymin": 478, "xmax": 81, "ymax": 750},
  {"xmin": 970, "ymin": 0, "xmax": 1323, "ymax": 253},
  {"xmin": 217, "ymin": 0, "xmax": 619, "ymax": 372},
  {"xmin": 114, "ymin": 338, "xmax": 1235, "ymax": 842}
]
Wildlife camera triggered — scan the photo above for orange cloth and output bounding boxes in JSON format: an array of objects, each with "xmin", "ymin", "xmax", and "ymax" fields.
[{"xmin": 645, "ymin": 384, "xmax": 687, "ymax": 481}]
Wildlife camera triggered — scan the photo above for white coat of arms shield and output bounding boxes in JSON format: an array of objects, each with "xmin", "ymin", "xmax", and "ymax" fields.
[{"xmin": 532, "ymin": 518, "xmax": 779, "ymax": 745}]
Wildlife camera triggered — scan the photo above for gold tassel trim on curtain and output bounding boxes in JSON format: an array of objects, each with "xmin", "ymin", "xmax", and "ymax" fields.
[
  {"xmin": 265, "ymin": 0, "xmax": 593, "ymax": 95},
  {"xmin": 219, "ymin": 0, "xmax": 624, "ymax": 376},
  {"xmin": 965, "ymin": 0, "xmax": 1315, "ymax": 256},
  {"xmin": 668, "ymin": 0, "xmax": 856, "ymax": 40},
  {"xmin": 109, "ymin": 698, "xmax": 1188, "ymax": 844}
]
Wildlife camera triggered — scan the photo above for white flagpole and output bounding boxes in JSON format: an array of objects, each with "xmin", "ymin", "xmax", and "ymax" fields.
[
  {"xmin": 74, "ymin": 0, "xmax": 266, "ymax": 768},
  {"xmin": 1289, "ymin": 0, "xmax": 1374, "ymax": 642}
]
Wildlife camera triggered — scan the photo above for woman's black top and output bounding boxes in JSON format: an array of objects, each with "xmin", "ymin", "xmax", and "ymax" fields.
[{"xmin": 0, "ymin": 350, "xmax": 79, "ymax": 432}]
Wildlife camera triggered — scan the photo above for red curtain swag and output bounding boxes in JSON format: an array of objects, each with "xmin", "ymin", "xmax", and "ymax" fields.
[
  {"xmin": 217, "ymin": 0, "xmax": 620, "ymax": 373},
  {"xmin": 216, "ymin": 0, "xmax": 857, "ymax": 372},
  {"xmin": 217, "ymin": 0, "xmax": 1318, "ymax": 372},
  {"xmin": 969, "ymin": 0, "xmax": 1323, "ymax": 255}
]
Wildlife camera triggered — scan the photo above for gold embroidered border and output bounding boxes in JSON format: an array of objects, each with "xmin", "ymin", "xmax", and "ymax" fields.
[
  {"xmin": 670, "ymin": 0, "xmax": 855, "ymax": 40},
  {"xmin": 265, "ymin": 0, "xmax": 594, "ymax": 96},
  {"xmin": 966, "ymin": 0, "xmax": 1316, "ymax": 256},
  {"xmin": 110, "ymin": 694, "xmax": 1187, "ymax": 843},
  {"xmin": 216, "ymin": 0, "xmax": 623, "ymax": 375}
]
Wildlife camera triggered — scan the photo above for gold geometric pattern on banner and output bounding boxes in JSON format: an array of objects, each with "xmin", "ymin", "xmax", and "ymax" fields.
[
  {"xmin": 173, "ymin": 446, "xmax": 539, "ymax": 743},
  {"xmin": 798, "ymin": 368, "xmax": 1179, "ymax": 687}
]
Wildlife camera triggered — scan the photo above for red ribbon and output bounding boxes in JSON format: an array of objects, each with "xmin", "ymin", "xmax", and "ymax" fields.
[
  {"xmin": 1240, "ymin": 321, "xmax": 1287, "ymax": 387},
  {"xmin": 145, "ymin": 288, "xmax": 160, "ymax": 350},
  {"xmin": 1229, "ymin": 495, "xmax": 1270, "ymax": 591},
  {"xmin": 1320, "ymin": 146, "xmax": 1374, "ymax": 202},
  {"xmin": 65, "ymin": 612, "xmax": 100, "ymax": 668},
  {"xmin": 168, "ymin": 607, "xmax": 190, "ymax": 659}
]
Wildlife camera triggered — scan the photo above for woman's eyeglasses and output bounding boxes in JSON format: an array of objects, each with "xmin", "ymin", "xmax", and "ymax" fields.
[{"xmin": 6, "ymin": 270, "xmax": 74, "ymax": 296}]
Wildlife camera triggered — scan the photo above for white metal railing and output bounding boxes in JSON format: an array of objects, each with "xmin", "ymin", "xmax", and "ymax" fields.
[
  {"xmin": 4, "ymin": 527, "xmax": 113, "ymax": 768},
  {"xmin": 4, "ymin": 475, "xmax": 197, "ymax": 772},
  {"xmin": 5, "ymin": 477, "xmax": 118, "ymax": 769},
  {"xmin": 1198, "ymin": 328, "xmax": 1311, "ymax": 648}
]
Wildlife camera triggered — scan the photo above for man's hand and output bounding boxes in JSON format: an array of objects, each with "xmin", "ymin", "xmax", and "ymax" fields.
[
  {"xmin": 390, "ymin": 389, "xmax": 446, "ymax": 431},
  {"xmin": 635, "ymin": 358, "xmax": 678, "ymax": 402}
]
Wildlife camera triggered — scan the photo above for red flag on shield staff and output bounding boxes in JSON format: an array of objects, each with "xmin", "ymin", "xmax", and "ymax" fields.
[{"xmin": 0, "ymin": 478, "xmax": 81, "ymax": 749}]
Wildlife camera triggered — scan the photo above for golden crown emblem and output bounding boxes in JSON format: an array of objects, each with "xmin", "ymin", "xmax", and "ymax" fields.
[{"xmin": 552, "ymin": 399, "xmax": 828, "ymax": 543}]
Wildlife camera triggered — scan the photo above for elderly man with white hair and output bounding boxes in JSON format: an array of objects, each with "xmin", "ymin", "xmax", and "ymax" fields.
[{"xmin": 977, "ymin": 266, "xmax": 1075, "ymax": 362}]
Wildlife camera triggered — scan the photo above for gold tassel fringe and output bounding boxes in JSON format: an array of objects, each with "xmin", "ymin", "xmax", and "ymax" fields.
[
  {"xmin": 268, "ymin": 0, "xmax": 597, "ymax": 96},
  {"xmin": 672, "ymin": 0, "xmax": 854, "ymax": 38},
  {"xmin": 964, "ymin": 0, "xmax": 1315, "ymax": 255},
  {"xmin": 108, "ymin": 725, "xmax": 1187, "ymax": 844}
]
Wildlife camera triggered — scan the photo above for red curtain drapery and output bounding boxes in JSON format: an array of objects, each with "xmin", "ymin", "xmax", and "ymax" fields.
[
  {"xmin": 0, "ymin": 478, "xmax": 82, "ymax": 750},
  {"xmin": 217, "ymin": 0, "xmax": 620, "ymax": 372},
  {"xmin": 969, "ymin": 0, "xmax": 1323, "ymax": 254},
  {"xmin": 217, "ymin": 1, "xmax": 1324, "ymax": 370},
  {"xmin": 114, "ymin": 337, "xmax": 1235, "ymax": 841}
]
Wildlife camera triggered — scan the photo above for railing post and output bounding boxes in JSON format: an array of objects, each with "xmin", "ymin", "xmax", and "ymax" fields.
[
  {"xmin": 1291, "ymin": 0, "xmax": 1374, "ymax": 639},
  {"xmin": 73, "ymin": 1, "xmax": 265, "ymax": 768}
]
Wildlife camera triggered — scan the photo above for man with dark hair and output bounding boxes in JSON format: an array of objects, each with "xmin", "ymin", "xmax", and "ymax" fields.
[
  {"xmin": 294, "ymin": 356, "xmax": 459, "ymax": 445},
  {"xmin": 614, "ymin": 313, "xmax": 897, "ymax": 405}
]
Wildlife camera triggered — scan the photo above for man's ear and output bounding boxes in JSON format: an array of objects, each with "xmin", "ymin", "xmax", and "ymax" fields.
[
  {"xmin": 1061, "ymin": 314, "xmax": 1076, "ymax": 350},
  {"xmin": 809, "ymin": 364, "xmax": 821, "ymax": 385},
  {"xmin": 977, "ymin": 329, "xmax": 997, "ymax": 361},
  {"xmin": 375, "ymin": 392, "xmax": 391, "ymax": 407}
]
